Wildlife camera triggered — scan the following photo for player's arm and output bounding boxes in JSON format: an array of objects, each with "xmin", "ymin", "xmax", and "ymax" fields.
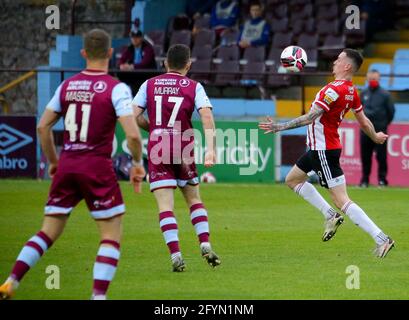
[
  {"xmin": 199, "ymin": 107, "xmax": 216, "ymax": 167},
  {"xmin": 354, "ymin": 110, "xmax": 388, "ymax": 144},
  {"xmin": 131, "ymin": 81, "xmax": 149, "ymax": 132},
  {"xmin": 37, "ymin": 109, "xmax": 61, "ymax": 178},
  {"xmin": 118, "ymin": 115, "xmax": 146, "ymax": 192},
  {"xmin": 259, "ymin": 104, "xmax": 325, "ymax": 134},
  {"xmin": 113, "ymin": 82, "xmax": 146, "ymax": 192},
  {"xmin": 133, "ymin": 105, "xmax": 149, "ymax": 132}
]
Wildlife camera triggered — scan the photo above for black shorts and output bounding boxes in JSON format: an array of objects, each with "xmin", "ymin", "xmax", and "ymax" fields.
[{"xmin": 295, "ymin": 149, "xmax": 345, "ymax": 189}]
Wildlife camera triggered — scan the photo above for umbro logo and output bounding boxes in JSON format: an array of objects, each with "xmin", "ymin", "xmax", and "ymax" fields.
[{"xmin": 0, "ymin": 124, "xmax": 33, "ymax": 155}]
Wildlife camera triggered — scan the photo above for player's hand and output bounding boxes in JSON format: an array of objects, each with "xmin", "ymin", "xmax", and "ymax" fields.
[
  {"xmin": 48, "ymin": 163, "xmax": 58, "ymax": 179},
  {"xmin": 130, "ymin": 164, "xmax": 146, "ymax": 193},
  {"xmin": 204, "ymin": 151, "xmax": 216, "ymax": 168},
  {"xmin": 259, "ymin": 116, "xmax": 280, "ymax": 134},
  {"xmin": 374, "ymin": 131, "xmax": 388, "ymax": 144}
]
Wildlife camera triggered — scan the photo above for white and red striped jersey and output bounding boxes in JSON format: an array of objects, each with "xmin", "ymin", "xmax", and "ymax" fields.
[{"xmin": 306, "ymin": 80, "xmax": 363, "ymax": 150}]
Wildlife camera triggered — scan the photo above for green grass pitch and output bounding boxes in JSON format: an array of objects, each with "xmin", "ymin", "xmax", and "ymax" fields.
[{"xmin": 0, "ymin": 180, "xmax": 408, "ymax": 300}]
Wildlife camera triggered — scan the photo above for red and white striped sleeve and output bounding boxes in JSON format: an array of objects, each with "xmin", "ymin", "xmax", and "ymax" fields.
[
  {"xmin": 313, "ymin": 84, "xmax": 340, "ymax": 112},
  {"xmin": 351, "ymin": 88, "xmax": 364, "ymax": 113}
]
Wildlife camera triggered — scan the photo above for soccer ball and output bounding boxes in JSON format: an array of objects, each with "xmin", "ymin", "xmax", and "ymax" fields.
[
  {"xmin": 280, "ymin": 45, "xmax": 308, "ymax": 72},
  {"xmin": 200, "ymin": 171, "xmax": 216, "ymax": 183}
]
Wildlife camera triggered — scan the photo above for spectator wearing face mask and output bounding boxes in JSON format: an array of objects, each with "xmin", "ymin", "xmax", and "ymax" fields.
[{"xmin": 359, "ymin": 69, "xmax": 395, "ymax": 187}]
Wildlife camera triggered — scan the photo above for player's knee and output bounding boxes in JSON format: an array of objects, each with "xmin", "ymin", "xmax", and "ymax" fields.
[{"xmin": 285, "ymin": 175, "xmax": 298, "ymax": 189}]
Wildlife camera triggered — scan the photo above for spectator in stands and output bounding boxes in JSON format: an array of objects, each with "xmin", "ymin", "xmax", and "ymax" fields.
[
  {"xmin": 118, "ymin": 29, "xmax": 157, "ymax": 95},
  {"xmin": 186, "ymin": 0, "xmax": 215, "ymax": 20},
  {"xmin": 119, "ymin": 30, "xmax": 157, "ymax": 71},
  {"xmin": 237, "ymin": 1, "xmax": 270, "ymax": 49},
  {"xmin": 359, "ymin": 69, "xmax": 395, "ymax": 187},
  {"xmin": 210, "ymin": 0, "xmax": 239, "ymax": 36}
]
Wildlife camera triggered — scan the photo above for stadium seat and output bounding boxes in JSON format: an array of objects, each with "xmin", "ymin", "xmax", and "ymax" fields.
[
  {"xmin": 390, "ymin": 63, "xmax": 409, "ymax": 90},
  {"xmin": 242, "ymin": 46, "xmax": 266, "ymax": 63},
  {"xmin": 266, "ymin": 65, "xmax": 291, "ymax": 87},
  {"xmin": 193, "ymin": 14, "xmax": 211, "ymax": 29},
  {"xmin": 315, "ymin": 0, "xmax": 338, "ymax": 5},
  {"xmin": 194, "ymin": 29, "xmax": 215, "ymax": 47},
  {"xmin": 272, "ymin": 32, "xmax": 293, "ymax": 49},
  {"xmin": 316, "ymin": 3, "xmax": 339, "ymax": 21},
  {"xmin": 190, "ymin": 59, "xmax": 212, "ymax": 84},
  {"xmin": 269, "ymin": 3, "xmax": 288, "ymax": 19},
  {"xmin": 305, "ymin": 49, "xmax": 318, "ymax": 68},
  {"xmin": 241, "ymin": 61, "xmax": 266, "ymax": 85},
  {"xmin": 290, "ymin": 3, "xmax": 313, "ymax": 20},
  {"xmin": 317, "ymin": 19, "xmax": 340, "ymax": 38},
  {"xmin": 153, "ymin": 44, "xmax": 164, "ymax": 58},
  {"xmin": 215, "ymin": 45, "xmax": 240, "ymax": 63},
  {"xmin": 319, "ymin": 34, "xmax": 345, "ymax": 60},
  {"xmin": 292, "ymin": 18, "xmax": 315, "ymax": 35},
  {"xmin": 269, "ymin": 17, "xmax": 289, "ymax": 33},
  {"xmin": 266, "ymin": 47, "xmax": 282, "ymax": 66},
  {"xmin": 297, "ymin": 33, "xmax": 319, "ymax": 49},
  {"xmin": 146, "ymin": 30, "xmax": 165, "ymax": 48},
  {"xmin": 169, "ymin": 30, "xmax": 192, "ymax": 47},
  {"xmin": 219, "ymin": 28, "xmax": 240, "ymax": 46},
  {"xmin": 394, "ymin": 49, "xmax": 409, "ymax": 61},
  {"xmin": 192, "ymin": 44, "xmax": 213, "ymax": 61},
  {"xmin": 215, "ymin": 60, "xmax": 240, "ymax": 86}
]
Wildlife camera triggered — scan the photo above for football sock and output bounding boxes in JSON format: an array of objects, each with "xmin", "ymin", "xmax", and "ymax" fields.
[
  {"xmin": 189, "ymin": 203, "xmax": 210, "ymax": 244},
  {"xmin": 93, "ymin": 240, "xmax": 120, "ymax": 297},
  {"xmin": 9, "ymin": 231, "xmax": 53, "ymax": 282},
  {"xmin": 294, "ymin": 182, "xmax": 337, "ymax": 220},
  {"xmin": 341, "ymin": 201, "xmax": 386, "ymax": 245},
  {"xmin": 159, "ymin": 211, "xmax": 181, "ymax": 255}
]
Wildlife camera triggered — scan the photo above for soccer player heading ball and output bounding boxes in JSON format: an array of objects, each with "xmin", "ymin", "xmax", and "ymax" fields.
[
  {"xmin": 132, "ymin": 44, "xmax": 221, "ymax": 271},
  {"xmin": 0, "ymin": 29, "xmax": 146, "ymax": 300},
  {"xmin": 259, "ymin": 49, "xmax": 394, "ymax": 258}
]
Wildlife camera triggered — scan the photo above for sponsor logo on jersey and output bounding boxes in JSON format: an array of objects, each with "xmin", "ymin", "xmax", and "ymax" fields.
[
  {"xmin": 323, "ymin": 87, "xmax": 339, "ymax": 105},
  {"xmin": 93, "ymin": 80, "xmax": 107, "ymax": 93},
  {"xmin": 179, "ymin": 79, "xmax": 190, "ymax": 87}
]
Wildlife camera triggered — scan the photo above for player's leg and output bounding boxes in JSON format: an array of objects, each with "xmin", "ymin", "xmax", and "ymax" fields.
[
  {"xmin": 328, "ymin": 177, "xmax": 394, "ymax": 258},
  {"xmin": 152, "ymin": 188, "xmax": 185, "ymax": 272},
  {"xmin": 92, "ymin": 216, "xmax": 123, "ymax": 300},
  {"xmin": 287, "ymin": 151, "xmax": 340, "ymax": 222},
  {"xmin": 0, "ymin": 216, "xmax": 68, "ymax": 300},
  {"xmin": 180, "ymin": 184, "xmax": 221, "ymax": 267},
  {"xmin": 80, "ymin": 171, "xmax": 126, "ymax": 299}
]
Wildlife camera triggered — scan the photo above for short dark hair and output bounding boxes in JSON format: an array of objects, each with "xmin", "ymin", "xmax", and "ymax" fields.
[
  {"xmin": 368, "ymin": 69, "xmax": 380, "ymax": 74},
  {"xmin": 250, "ymin": 1, "xmax": 262, "ymax": 7},
  {"xmin": 343, "ymin": 48, "xmax": 363, "ymax": 72},
  {"xmin": 166, "ymin": 44, "xmax": 191, "ymax": 70},
  {"xmin": 83, "ymin": 29, "xmax": 111, "ymax": 60}
]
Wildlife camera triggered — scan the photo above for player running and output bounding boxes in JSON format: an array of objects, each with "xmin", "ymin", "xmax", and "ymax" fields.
[
  {"xmin": 132, "ymin": 44, "xmax": 221, "ymax": 271},
  {"xmin": 259, "ymin": 49, "xmax": 394, "ymax": 258},
  {"xmin": 0, "ymin": 29, "xmax": 145, "ymax": 300}
]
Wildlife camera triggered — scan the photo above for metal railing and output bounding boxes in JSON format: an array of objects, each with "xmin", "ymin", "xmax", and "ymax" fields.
[{"xmin": 0, "ymin": 67, "xmax": 407, "ymax": 116}]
